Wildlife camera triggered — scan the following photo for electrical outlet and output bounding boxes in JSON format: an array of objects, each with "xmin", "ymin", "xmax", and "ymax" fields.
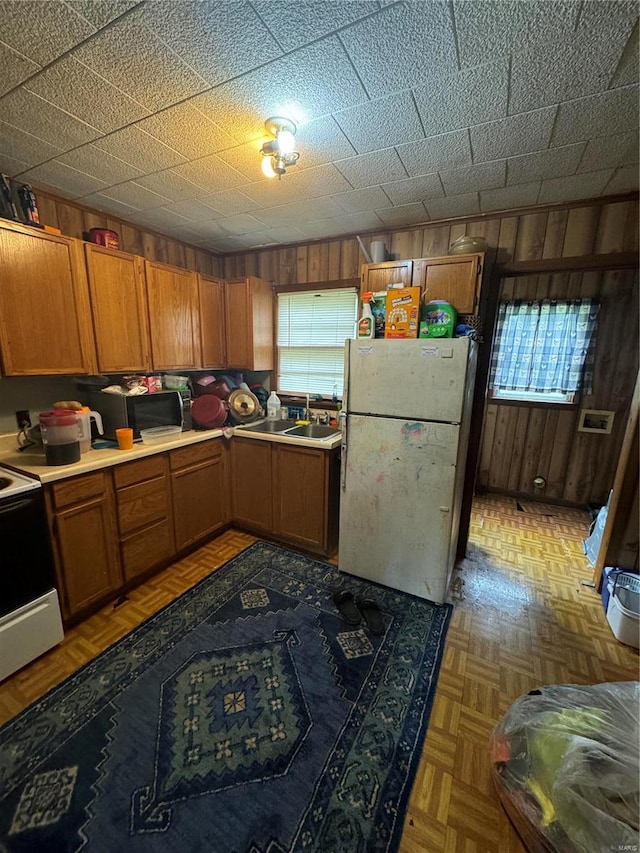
[{"xmin": 15, "ymin": 410, "xmax": 31, "ymax": 429}]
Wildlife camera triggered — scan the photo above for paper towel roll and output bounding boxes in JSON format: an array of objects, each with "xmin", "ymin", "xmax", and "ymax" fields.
[{"xmin": 370, "ymin": 241, "xmax": 387, "ymax": 262}]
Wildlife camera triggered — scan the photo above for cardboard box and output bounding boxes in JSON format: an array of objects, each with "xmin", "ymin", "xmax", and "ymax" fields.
[{"xmin": 385, "ymin": 287, "xmax": 421, "ymax": 338}]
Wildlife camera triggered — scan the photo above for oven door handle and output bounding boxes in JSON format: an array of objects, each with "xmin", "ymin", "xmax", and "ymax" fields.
[{"xmin": 0, "ymin": 497, "xmax": 33, "ymax": 514}]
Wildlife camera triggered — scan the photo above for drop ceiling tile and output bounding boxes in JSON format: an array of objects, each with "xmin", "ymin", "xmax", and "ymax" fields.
[
  {"xmin": 191, "ymin": 37, "xmax": 367, "ymax": 144},
  {"xmin": 26, "ymin": 56, "xmax": 149, "ymax": 134},
  {"xmin": 178, "ymin": 219, "xmax": 230, "ymax": 240},
  {"xmin": 216, "ymin": 140, "xmax": 269, "ymax": 183},
  {"xmin": 332, "ymin": 186, "xmax": 392, "ymax": 215},
  {"xmin": 507, "ymin": 144, "xmax": 585, "ymax": 185},
  {"xmin": 172, "ymin": 154, "xmax": 248, "ymax": 194},
  {"xmin": 0, "ymin": 87, "xmax": 101, "ymax": 149},
  {"xmin": 396, "ymin": 130, "xmax": 472, "ymax": 176},
  {"xmin": 552, "ymin": 86, "xmax": 639, "ymax": 146},
  {"xmin": 206, "ymin": 236, "xmax": 254, "ymax": 252},
  {"xmin": 66, "ymin": 1, "xmax": 138, "ymax": 28},
  {"xmin": 167, "ymin": 224, "xmax": 214, "ymax": 245},
  {"xmin": 453, "ymin": 0, "xmax": 578, "ymax": 67},
  {"xmin": 249, "ymin": 226, "xmax": 306, "ymax": 245},
  {"xmin": 578, "ymin": 132, "xmax": 639, "ymax": 172},
  {"xmin": 381, "ymin": 173, "xmax": 444, "ymax": 205},
  {"xmin": 605, "ymin": 165, "xmax": 639, "ymax": 194},
  {"xmin": 297, "ymin": 219, "xmax": 349, "ymax": 240},
  {"xmin": 0, "ymin": 1, "xmax": 96, "ymax": 64},
  {"xmin": 128, "ymin": 207, "xmax": 191, "ymax": 231},
  {"xmin": 193, "ymin": 189, "xmax": 261, "ymax": 217},
  {"xmin": 56, "ymin": 143, "xmax": 142, "ymax": 185},
  {"xmin": 92, "ymin": 126, "xmax": 186, "ymax": 172},
  {"xmin": 251, "ymin": 196, "xmax": 345, "ymax": 228},
  {"xmin": 135, "ymin": 170, "xmax": 204, "ymax": 202},
  {"xmin": 509, "ymin": 19, "xmax": 636, "ymax": 114},
  {"xmin": 160, "ymin": 198, "xmax": 222, "ymax": 221},
  {"xmin": 20, "ymin": 160, "xmax": 107, "ymax": 198},
  {"xmin": 480, "ymin": 182, "xmax": 541, "ymax": 212},
  {"xmin": 334, "ymin": 211, "xmax": 385, "ymax": 233},
  {"xmin": 0, "ymin": 42, "xmax": 40, "ymax": 98},
  {"xmin": 140, "ymin": 1, "xmax": 282, "ymax": 86},
  {"xmin": 440, "ymin": 160, "xmax": 505, "ymax": 195},
  {"xmin": 374, "ymin": 203, "xmax": 429, "ymax": 227},
  {"xmin": 252, "ymin": 1, "xmax": 373, "ymax": 51},
  {"xmin": 239, "ymin": 163, "xmax": 353, "ymax": 208},
  {"xmin": 426, "ymin": 194, "xmax": 480, "ymax": 221},
  {"xmin": 334, "ymin": 149, "xmax": 407, "ymax": 189},
  {"xmin": 471, "ymin": 107, "xmax": 556, "ymax": 162},
  {"xmin": 333, "ymin": 91, "xmax": 424, "ymax": 154},
  {"xmin": 538, "ymin": 169, "xmax": 615, "ymax": 204},
  {"xmin": 80, "ymin": 192, "xmax": 139, "ymax": 218},
  {"xmin": 71, "ymin": 11, "xmax": 209, "ymax": 112},
  {"xmin": 340, "ymin": 2, "xmax": 457, "ymax": 97},
  {"xmin": 413, "ymin": 58, "xmax": 508, "ymax": 137},
  {"xmin": 135, "ymin": 102, "xmax": 238, "ymax": 161},
  {"xmin": 611, "ymin": 20, "xmax": 639, "ymax": 87},
  {"xmin": 0, "ymin": 121, "xmax": 61, "ymax": 168},
  {"xmin": 100, "ymin": 181, "xmax": 171, "ymax": 210},
  {"xmin": 294, "ymin": 117, "xmax": 355, "ymax": 168},
  {"xmin": 0, "ymin": 153, "xmax": 30, "ymax": 176},
  {"xmin": 213, "ymin": 214, "xmax": 265, "ymax": 235}
]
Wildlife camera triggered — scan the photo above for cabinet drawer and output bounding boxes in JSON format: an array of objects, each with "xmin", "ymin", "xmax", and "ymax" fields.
[
  {"xmin": 120, "ymin": 520, "xmax": 174, "ymax": 582},
  {"xmin": 113, "ymin": 454, "xmax": 166, "ymax": 489},
  {"xmin": 52, "ymin": 472, "xmax": 106, "ymax": 509},
  {"xmin": 117, "ymin": 477, "xmax": 169, "ymax": 536},
  {"xmin": 170, "ymin": 439, "xmax": 221, "ymax": 471}
]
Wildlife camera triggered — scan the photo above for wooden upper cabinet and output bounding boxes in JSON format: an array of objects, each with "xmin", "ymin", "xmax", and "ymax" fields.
[
  {"xmin": 413, "ymin": 254, "xmax": 483, "ymax": 313},
  {"xmin": 0, "ymin": 221, "xmax": 96, "ymax": 375},
  {"xmin": 224, "ymin": 276, "xmax": 273, "ymax": 370},
  {"xmin": 85, "ymin": 244, "xmax": 151, "ymax": 373},
  {"xmin": 145, "ymin": 260, "xmax": 201, "ymax": 370},
  {"xmin": 198, "ymin": 274, "xmax": 226, "ymax": 368},
  {"xmin": 361, "ymin": 260, "xmax": 413, "ymax": 295}
]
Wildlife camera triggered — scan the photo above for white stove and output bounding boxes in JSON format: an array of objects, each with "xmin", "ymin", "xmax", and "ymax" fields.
[{"xmin": 0, "ymin": 464, "xmax": 41, "ymax": 498}]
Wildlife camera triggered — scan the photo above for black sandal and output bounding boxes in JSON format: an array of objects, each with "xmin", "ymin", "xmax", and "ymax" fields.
[
  {"xmin": 332, "ymin": 588, "xmax": 361, "ymax": 626},
  {"xmin": 355, "ymin": 595, "xmax": 385, "ymax": 636}
]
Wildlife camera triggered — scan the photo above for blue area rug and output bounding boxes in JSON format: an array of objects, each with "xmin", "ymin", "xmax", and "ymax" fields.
[{"xmin": 0, "ymin": 542, "xmax": 451, "ymax": 852}]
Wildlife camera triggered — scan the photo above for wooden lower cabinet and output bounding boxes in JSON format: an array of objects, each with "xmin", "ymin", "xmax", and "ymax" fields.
[
  {"xmin": 170, "ymin": 440, "xmax": 230, "ymax": 550},
  {"xmin": 48, "ymin": 472, "xmax": 122, "ymax": 620},
  {"xmin": 231, "ymin": 438, "xmax": 273, "ymax": 532},
  {"xmin": 273, "ymin": 445, "xmax": 328, "ymax": 551}
]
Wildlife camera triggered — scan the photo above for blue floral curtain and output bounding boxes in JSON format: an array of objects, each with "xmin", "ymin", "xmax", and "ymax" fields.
[{"xmin": 490, "ymin": 299, "xmax": 599, "ymax": 395}]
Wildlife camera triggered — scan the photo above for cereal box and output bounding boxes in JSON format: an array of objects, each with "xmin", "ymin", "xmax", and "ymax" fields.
[{"xmin": 384, "ymin": 287, "xmax": 421, "ymax": 338}]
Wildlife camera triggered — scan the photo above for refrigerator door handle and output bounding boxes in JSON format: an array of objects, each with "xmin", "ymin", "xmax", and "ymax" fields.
[{"xmin": 340, "ymin": 416, "xmax": 348, "ymax": 492}]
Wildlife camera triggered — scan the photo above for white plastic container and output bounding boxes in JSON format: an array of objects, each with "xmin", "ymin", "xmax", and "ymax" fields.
[
  {"xmin": 606, "ymin": 573, "xmax": 640, "ymax": 648},
  {"xmin": 139, "ymin": 425, "xmax": 182, "ymax": 444},
  {"xmin": 164, "ymin": 374, "xmax": 189, "ymax": 389},
  {"xmin": 266, "ymin": 391, "xmax": 281, "ymax": 420}
]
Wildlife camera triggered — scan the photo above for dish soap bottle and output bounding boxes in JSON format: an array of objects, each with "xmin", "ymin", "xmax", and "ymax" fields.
[
  {"xmin": 266, "ymin": 390, "xmax": 281, "ymax": 420},
  {"xmin": 358, "ymin": 292, "xmax": 374, "ymax": 339}
]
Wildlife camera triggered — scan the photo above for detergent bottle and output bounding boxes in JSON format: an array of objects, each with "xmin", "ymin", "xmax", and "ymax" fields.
[{"xmin": 358, "ymin": 292, "xmax": 374, "ymax": 339}]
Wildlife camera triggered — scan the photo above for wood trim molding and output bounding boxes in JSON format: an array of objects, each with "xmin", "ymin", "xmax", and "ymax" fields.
[
  {"xmin": 498, "ymin": 251, "xmax": 639, "ymax": 277},
  {"xmin": 274, "ymin": 279, "xmax": 360, "ymax": 293}
]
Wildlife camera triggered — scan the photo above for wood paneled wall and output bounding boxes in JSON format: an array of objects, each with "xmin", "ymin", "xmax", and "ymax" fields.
[
  {"xmin": 33, "ymin": 190, "xmax": 222, "ymax": 276},
  {"xmin": 477, "ymin": 269, "xmax": 639, "ymax": 505}
]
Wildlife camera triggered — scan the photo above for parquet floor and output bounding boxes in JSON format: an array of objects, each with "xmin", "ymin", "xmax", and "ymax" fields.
[{"xmin": 1, "ymin": 495, "xmax": 638, "ymax": 852}]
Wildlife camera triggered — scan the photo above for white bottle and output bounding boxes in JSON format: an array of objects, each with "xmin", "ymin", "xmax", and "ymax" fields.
[
  {"xmin": 266, "ymin": 390, "xmax": 281, "ymax": 420},
  {"xmin": 358, "ymin": 292, "xmax": 374, "ymax": 339}
]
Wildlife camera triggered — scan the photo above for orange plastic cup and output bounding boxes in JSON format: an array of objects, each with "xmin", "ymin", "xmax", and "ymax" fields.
[{"xmin": 116, "ymin": 428, "xmax": 134, "ymax": 450}]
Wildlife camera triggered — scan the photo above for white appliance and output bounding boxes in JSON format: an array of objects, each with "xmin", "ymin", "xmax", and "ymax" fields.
[
  {"xmin": 339, "ymin": 337, "xmax": 477, "ymax": 604},
  {"xmin": 0, "ymin": 465, "xmax": 64, "ymax": 681}
]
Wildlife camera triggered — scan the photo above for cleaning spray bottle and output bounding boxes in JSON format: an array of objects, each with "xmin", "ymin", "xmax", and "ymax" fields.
[{"xmin": 358, "ymin": 292, "xmax": 374, "ymax": 339}]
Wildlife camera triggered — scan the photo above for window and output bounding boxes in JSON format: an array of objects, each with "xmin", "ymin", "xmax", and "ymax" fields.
[
  {"xmin": 277, "ymin": 288, "xmax": 358, "ymax": 397},
  {"xmin": 489, "ymin": 299, "xmax": 599, "ymax": 403}
]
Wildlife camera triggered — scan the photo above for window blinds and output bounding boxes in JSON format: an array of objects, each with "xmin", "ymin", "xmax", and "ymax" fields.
[{"xmin": 277, "ymin": 289, "xmax": 358, "ymax": 396}]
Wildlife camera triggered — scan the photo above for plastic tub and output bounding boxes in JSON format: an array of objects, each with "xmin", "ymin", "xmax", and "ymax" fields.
[
  {"xmin": 164, "ymin": 374, "xmax": 189, "ymax": 390},
  {"xmin": 606, "ymin": 573, "xmax": 640, "ymax": 648},
  {"xmin": 139, "ymin": 425, "xmax": 182, "ymax": 444}
]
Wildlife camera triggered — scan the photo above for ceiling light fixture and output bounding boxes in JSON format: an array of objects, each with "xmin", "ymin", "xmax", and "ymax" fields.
[{"xmin": 261, "ymin": 116, "xmax": 299, "ymax": 179}]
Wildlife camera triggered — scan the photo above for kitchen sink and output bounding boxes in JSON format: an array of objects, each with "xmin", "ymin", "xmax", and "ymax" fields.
[
  {"xmin": 239, "ymin": 420, "xmax": 297, "ymax": 434},
  {"xmin": 284, "ymin": 424, "xmax": 341, "ymax": 440}
]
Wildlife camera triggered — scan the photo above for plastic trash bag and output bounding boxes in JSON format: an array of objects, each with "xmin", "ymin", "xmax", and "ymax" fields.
[{"xmin": 490, "ymin": 682, "xmax": 639, "ymax": 853}]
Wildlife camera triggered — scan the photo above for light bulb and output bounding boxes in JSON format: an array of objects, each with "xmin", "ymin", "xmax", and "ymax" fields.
[
  {"xmin": 276, "ymin": 129, "xmax": 295, "ymax": 155},
  {"xmin": 261, "ymin": 156, "xmax": 278, "ymax": 179}
]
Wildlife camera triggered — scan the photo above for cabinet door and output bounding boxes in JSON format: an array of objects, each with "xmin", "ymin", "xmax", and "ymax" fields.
[
  {"xmin": 172, "ymin": 453, "xmax": 228, "ymax": 550},
  {"xmin": 413, "ymin": 254, "xmax": 482, "ymax": 313},
  {"xmin": 145, "ymin": 260, "xmax": 201, "ymax": 369},
  {"xmin": 198, "ymin": 274, "xmax": 226, "ymax": 368},
  {"xmin": 55, "ymin": 496, "xmax": 122, "ymax": 617},
  {"xmin": 361, "ymin": 261, "xmax": 413, "ymax": 295},
  {"xmin": 85, "ymin": 244, "xmax": 151, "ymax": 372},
  {"xmin": 231, "ymin": 438, "xmax": 272, "ymax": 531},
  {"xmin": 0, "ymin": 222, "xmax": 96, "ymax": 375},
  {"xmin": 273, "ymin": 445, "xmax": 327, "ymax": 552},
  {"xmin": 224, "ymin": 277, "xmax": 273, "ymax": 370}
]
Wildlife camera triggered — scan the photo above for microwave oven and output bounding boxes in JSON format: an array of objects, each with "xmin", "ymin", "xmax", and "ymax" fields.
[{"xmin": 87, "ymin": 389, "xmax": 192, "ymax": 441}]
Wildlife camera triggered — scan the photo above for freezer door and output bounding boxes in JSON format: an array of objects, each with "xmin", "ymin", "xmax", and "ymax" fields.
[
  {"xmin": 339, "ymin": 414, "xmax": 459, "ymax": 603},
  {"xmin": 345, "ymin": 337, "xmax": 472, "ymax": 423}
]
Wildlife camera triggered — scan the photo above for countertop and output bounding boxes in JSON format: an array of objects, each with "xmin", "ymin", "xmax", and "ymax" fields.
[{"xmin": 0, "ymin": 423, "xmax": 341, "ymax": 484}]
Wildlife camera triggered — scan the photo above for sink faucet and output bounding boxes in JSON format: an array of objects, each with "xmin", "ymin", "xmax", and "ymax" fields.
[{"xmin": 305, "ymin": 394, "xmax": 310, "ymax": 421}]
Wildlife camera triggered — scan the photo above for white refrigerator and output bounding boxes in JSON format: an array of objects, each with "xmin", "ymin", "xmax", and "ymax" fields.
[{"xmin": 338, "ymin": 337, "xmax": 477, "ymax": 604}]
